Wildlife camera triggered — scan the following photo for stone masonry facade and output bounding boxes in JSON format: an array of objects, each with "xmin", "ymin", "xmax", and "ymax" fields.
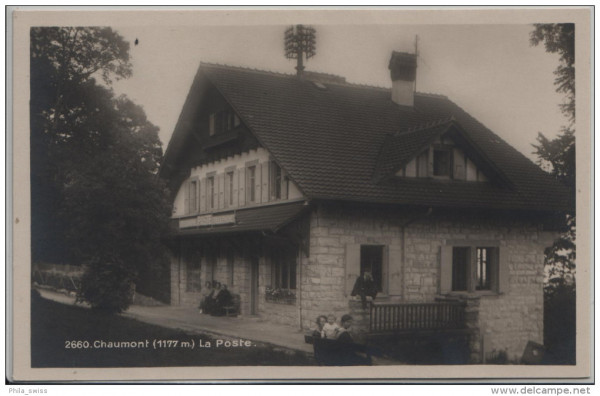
[{"xmin": 300, "ymin": 204, "xmax": 555, "ymax": 361}]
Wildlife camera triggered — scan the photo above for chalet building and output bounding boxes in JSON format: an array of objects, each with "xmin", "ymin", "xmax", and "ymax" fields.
[{"xmin": 160, "ymin": 52, "xmax": 571, "ymax": 362}]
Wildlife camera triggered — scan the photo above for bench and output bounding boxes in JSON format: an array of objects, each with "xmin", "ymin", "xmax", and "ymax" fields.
[{"xmin": 223, "ymin": 293, "xmax": 241, "ymax": 317}]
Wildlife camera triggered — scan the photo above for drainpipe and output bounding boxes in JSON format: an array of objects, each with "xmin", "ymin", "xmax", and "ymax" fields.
[
  {"xmin": 400, "ymin": 207, "xmax": 433, "ymax": 301},
  {"xmin": 298, "ymin": 247, "xmax": 303, "ymax": 331}
]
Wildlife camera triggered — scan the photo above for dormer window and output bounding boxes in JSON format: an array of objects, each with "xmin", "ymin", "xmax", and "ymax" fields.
[{"xmin": 209, "ymin": 109, "xmax": 240, "ymax": 136}]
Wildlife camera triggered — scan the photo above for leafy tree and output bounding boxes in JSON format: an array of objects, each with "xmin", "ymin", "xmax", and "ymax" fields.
[
  {"xmin": 31, "ymin": 27, "xmax": 171, "ymax": 312},
  {"xmin": 530, "ymin": 23, "xmax": 575, "ymax": 364}
]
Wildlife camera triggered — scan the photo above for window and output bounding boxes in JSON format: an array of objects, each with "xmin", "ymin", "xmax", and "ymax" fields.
[
  {"xmin": 433, "ymin": 148, "xmax": 452, "ymax": 177},
  {"xmin": 360, "ymin": 245, "xmax": 384, "ymax": 293},
  {"xmin": 452, "ymin": 247, "xmax": 469, "ymax": 291},
  {"xmin": 207, "ymin": 176, "xmax": 215, "ymax": 209},
  {"xmin": 189, "ymin": 180, "xmax": 198, "ymax": 213},
  {"xmin": 227, "ymin": 171, "xmax": 234, "ymax": 206},
  {"xmin": 270, "ymin": 161, "xmax": 282, "ymax": 200},
  {"xmin": 446, "ymin": 245, "xmax": 499, "ymax": 293},
  {"xmin": 247, "ymin": 166, "xmax": 256, "ymax": 203},
  {"xmin": 208, "ymin": 109, "xmax": 240, "ymax": 136},
  {"xmin": 476, "ymin": 247, "xmax": 493, "ymax": 291},
  {"xmin": 268, "ymin": 249, "xmax": 297, "ymax": 304},
  {"xmin": 185, "ymin": 249, "xmax": 201, "ymax": 292}
]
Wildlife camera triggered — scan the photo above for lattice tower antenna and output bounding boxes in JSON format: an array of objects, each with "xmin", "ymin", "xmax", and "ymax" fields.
[{"xmin": 284, "ymin": 25, "xmax": 316, "ymax": 77}]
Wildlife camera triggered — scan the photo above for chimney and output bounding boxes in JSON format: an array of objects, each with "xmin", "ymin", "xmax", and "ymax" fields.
[{"xmin": 388, "ymin": 51, "xmax": 417, "ymax": 107}]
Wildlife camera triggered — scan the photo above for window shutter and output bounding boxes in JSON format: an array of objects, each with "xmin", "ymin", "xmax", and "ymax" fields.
[
  {"xmin": 254, "ymin": 163, "xmax": 262, "ymax": 203},
  {"xmin": 345, "ymin": 244, "xmax": 361, "ymax": 297},
  {"xmin": 388, "ymin": 245, "xmax": 402, "ymax": 296},
  {"xmin": 453, "ymin": 148, "xmax": 466, "ymax": 180},
  {"xmin": 183, "ymin": 180, "xmax": 190, "ymax": 215},
  {"xmin": 199, "ymin": 178, "xmax": 206, "ymax": 213},
  {"xmin": 269, "ymin": 162, "xmax": 275, "ymax": 201},
  {"xmin": 238, "ymin": 168, "xmax": 246, "ymax": 206},
  {"xmin": 281, "ymin": 170, "xmax": 289, "ymax": 200},
  {"xmin": 224, "ymin": 173, "xmax": 230, "ymax": 209},
  {"xmin": 218, "ymin": 173, "xmax": 225, "ymax": 210},
  {"xmin": 440, "ymin": 245, "xmax": 453, "ymax": 294},
  {"xmin": 498, "ymin": 248, "xmax": 509, "ymax": 294},
  {"xmin": 261, "ymin": 162, "xmax": 269, "ymax": 203},
  {"xmin": 232, "ymin": 169, "xmax": 239, "ymax": 207}
]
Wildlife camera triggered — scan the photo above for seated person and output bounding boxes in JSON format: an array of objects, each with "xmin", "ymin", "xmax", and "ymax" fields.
[
  {"xmin": 323, "ymin": 314, "xmax": 341, "ymax": 339},
  {"xmin": 210, "ymin": 283, "xmax": 232, "ymax": 316},
  {"xmin": 312, "ymin": 315, "xmax": 327, "ymax": 339},
  {"xmin": 198, "ymin": 281, "xmax": 214, "ymax": 314},
  {"xmin": 334, "ymin": 314, "xmax": 371, "ymax": 366}
]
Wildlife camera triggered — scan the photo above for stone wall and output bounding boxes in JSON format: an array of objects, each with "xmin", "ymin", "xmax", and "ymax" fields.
[{"xmin": 300, "ymin": 204, "xmax": 555, "ymax": 361}]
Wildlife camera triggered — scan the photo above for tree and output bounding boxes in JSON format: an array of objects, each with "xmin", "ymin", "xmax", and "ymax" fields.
[
  {"xmin": 31, "ymin": 27, "xmax": 171, "ymax": 312},
  {"xmin": 530, "ymin": 23, "xmax": 575, "ymax": 364},
  {"xmin": 30, "ymin": 27, "xmax": 132, "ymax": 263}
]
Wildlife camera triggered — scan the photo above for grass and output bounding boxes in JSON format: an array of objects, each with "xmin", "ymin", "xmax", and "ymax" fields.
[{"xmin": 31, "ymin": 291, "xmax": 314, "ymax": 367}]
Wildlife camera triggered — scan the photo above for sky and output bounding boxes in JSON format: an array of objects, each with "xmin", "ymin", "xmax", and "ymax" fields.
[{"xmin": 110, "ymin": 23, "xmax": 566, "ymax": 161}]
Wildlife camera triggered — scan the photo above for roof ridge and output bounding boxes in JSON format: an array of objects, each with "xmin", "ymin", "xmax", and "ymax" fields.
[
  {"xmin": 199, "ymin": 62, "xmax": 448, "ymax": 97},
  {"xmin": 395, "ymin": 116, "xmax": 455, "ymax": 135},
  {"xmin": 200, "ymin": 62, "xmax": 297, "ymax": 79}
]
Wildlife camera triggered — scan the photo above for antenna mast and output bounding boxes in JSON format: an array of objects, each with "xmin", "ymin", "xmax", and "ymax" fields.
[
  {"xmin": 284, "ymin": 25, "xmax": 316, "ymax": 77},
  {"xmin": 414, "ymin": 34, "xmax": 419, "ymax": 93}
]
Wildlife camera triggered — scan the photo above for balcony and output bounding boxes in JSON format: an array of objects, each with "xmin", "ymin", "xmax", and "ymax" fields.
[{"xmin": 369, "ymin": 300, "xmax": 466, "ymax": 334}]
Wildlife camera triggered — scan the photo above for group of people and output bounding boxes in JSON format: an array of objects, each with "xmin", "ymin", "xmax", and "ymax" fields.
[
  {"xmin": 310, "ymin": 313, "xmax": 372, "ymax": 365},
  {"xmin": 198, "ymin": 280, "xmax": 232, "ymax": 316},
  {"xmin": 312, "ymin": 314, "xmax": 354, "ymax": 342}
]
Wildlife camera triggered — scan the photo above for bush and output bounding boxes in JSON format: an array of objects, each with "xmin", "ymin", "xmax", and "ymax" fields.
[{"xmin": 77, "ymin": 255, "xmax": 136, "ymax": 313}]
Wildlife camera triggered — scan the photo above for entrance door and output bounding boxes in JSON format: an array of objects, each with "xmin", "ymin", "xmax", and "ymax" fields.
[{"xmin": 250, "ymin": 257, "xmax": 259, "ymax": 315}]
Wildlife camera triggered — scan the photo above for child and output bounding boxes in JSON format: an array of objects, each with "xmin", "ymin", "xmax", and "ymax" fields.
[{"xmin": 322, "ymin": 314, "xmax": 341, "ymax": 339}]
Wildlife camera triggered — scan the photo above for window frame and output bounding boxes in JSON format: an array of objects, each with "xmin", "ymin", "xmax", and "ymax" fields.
[
  {"xmin": 207, "ymin": 175, "xmax": 215, "ymax": 210},
  {"xmin": 359, "ymin": 244, "xmax": 387, "ymax": 294},
  {"xmin": 442, "ymin": 240, "xmax": 502, "ymax": 296},
  {"xmin": 432, "ymin": 145, "xmax": 454, "ymax": 178}
]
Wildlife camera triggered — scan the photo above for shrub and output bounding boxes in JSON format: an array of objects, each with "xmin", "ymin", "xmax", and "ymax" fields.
[{"xmin": 77, "ymin": 254, "xmax": 136, "ymax": 313}]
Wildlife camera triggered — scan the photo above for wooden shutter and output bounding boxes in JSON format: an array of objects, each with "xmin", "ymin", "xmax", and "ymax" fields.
[
  {"xmin": 281, "ymin": 170, "xmax": 289, "ymax": 200},
  {"xmin": 345, "ymin": 244, "xmax": 361, "ymax": 297},
  {"xmin": 232, "ymin": 169, "xmax": 239, "ymax": 207},
  {"xmin": 199, "ymin": 177, "xmax": 206, "ymax": 213},
  {"xmin": 224, "ymin": 173, "xmax": 230, "ymax": 209},
  {"xmin": 238, "ymin": 167, "xmax": 246, "ymax": 206},
  {"xmin": 453, "ymin": 148, "xmax": 466, "ymax": 180},
  {"xmin": 498, "ymin": 247, "xmax": 509, "ymax": 294},
  {"xmin": 183, "ymin": 180, "xmax": 190, "ymax": 215},
  {"xmin": 261, "ymin": 162, "xmax": 269, "ymax": 203},
  {"xmin": 440, "ymin": 245, "xmax": 453, "ymax": 294},
  {"xmin": 254, "ymin": 163, "xmax": 262, "ymax": 203},
  {"xmin": 218, "ymin": 173, "xmax": 225, "ymax": 210},
  {"xmin": 388, "ymin": 245, "xmax": 402, "ymax": 296}
]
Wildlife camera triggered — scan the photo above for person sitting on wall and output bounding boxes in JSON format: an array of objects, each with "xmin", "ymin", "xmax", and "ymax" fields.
[
  {"xmin": 351, "ymin": 271, "xmax": 378, "ymax": 309},
  {"xmin": 198, "ymin": 281, "xmax": 213, "ymax": 314},
  {"xmin": 211, "ymin": 283, "xmax": 233, "ymax": 316}
]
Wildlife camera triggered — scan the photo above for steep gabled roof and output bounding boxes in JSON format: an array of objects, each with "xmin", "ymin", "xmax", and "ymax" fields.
[{"xmin": 163, "ymin": 63, "xmax": 571, "ymax": 212}]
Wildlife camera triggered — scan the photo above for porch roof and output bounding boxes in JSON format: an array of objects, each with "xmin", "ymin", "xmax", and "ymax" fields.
[{"xmin": 170, "ymin": 200, "xmax": 310, "ymax": 237}]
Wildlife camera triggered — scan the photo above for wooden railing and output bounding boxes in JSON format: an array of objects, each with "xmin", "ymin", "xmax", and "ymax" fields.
[{"xmin": 369, "ymin": 301, "xmax": 466, "ymax": 333}]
